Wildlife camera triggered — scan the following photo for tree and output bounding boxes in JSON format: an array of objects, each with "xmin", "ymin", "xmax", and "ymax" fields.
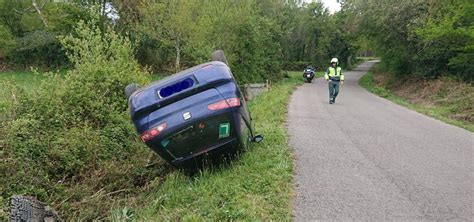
[
  {"xmin": 0, "ymin": 24, "xmax": 15, "ymax": 57},
  {"xmin": 138, "ymin": 0, "xmax": 197, "ymax": 72},
  {"xmin": 341, "ymin": 0, "xmax": 473, "ymax": 81},
  {"xmin": 415, "ymin": 0, "xmax": 474, "ymax": 80}
]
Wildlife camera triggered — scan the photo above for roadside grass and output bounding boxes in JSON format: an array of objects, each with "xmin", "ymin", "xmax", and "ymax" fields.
[
  {"xmin": 359, "ymin": 67, "xmax": 474, "ymax": 132},
  {"xmin": 287, "ymin": 70, "xmax": 324, "ymax": 79},
  {"xmin": 114, "ymin": 72, "xmax": 304, "ymax": 221},
  {"xmin": 1, "ymin": 69, "xmax": 304, "ymax": 220}
]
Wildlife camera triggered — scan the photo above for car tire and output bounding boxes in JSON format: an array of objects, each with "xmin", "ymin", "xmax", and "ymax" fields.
[
  {"xmin": 10, "ymin": 195, "xmax": 61, "ymax": 222},
  {"xmin": 211, "ymin": 50, "xmax": 229, "ymax": 65},
  {"xmin": 125, "ymin": 83, "xmax": 141, "ymax": 100}
]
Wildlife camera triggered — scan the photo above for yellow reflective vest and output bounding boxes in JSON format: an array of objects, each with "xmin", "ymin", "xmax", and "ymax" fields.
[{"xmin": 324, "ymin": 66, "xmax": 344, "ymax": 81}]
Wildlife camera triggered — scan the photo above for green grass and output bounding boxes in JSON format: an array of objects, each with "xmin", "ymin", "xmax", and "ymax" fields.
[
  {"xmin": 1, "ymin": 69, "xmax": 305, "ymax": 220},
  {"xmin": 0, "ymin": 71, "xmax": 47, "ymax": 119},
  {"xmin": 287, "ymin": 70, "xmax": 324, "ymax": 79},
  {"xmin": 359, "ymin": 69, "xmax": 474, "ymax": 132},
  {"xmin": 0, "ymin": 70, "xmax": 62, "ymax": 105},
  {"xmin": 107, "ymin": 72, "xmax": 305, "ymax": 221},
  {"xmin": 0, "ymin": 70, "xmax": 46, "ymax": 91},
  {"xmin": 357, "ymin": 56, "xmax": 380, "ymax": 61}
]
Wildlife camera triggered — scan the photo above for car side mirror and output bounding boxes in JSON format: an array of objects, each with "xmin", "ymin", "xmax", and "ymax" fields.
[{"xmin": 253, "ymin": 134, "xmax": 264, "ymax": 143}]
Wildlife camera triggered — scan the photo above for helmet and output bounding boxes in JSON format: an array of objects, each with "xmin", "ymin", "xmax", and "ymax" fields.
[{"xmin": 330, "ymin": 58, "xmax": 338, "ymax": 64}]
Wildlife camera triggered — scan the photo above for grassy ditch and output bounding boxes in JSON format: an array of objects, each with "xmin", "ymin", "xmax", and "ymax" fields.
[
  {"xmin": 359, "ymin": 65, "xmax": 474, "ymax": 132},
  {"xmin": 114, "ymin": 72, "xmax": 304, "ymax": 221},
  {"xmin": 1, "ymin": 70, "xmax": 304, "ymax": 220}
]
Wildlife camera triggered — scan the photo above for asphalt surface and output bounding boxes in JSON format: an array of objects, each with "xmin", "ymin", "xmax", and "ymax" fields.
[{"xmin": 289, "ymin": 61, "xmax": 474, "ymax": 221}]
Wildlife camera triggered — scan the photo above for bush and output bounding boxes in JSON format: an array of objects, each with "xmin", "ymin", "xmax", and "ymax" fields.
[
  {"xmin": 282, "ymin": 61, "xmax": 312, "ymax": 71},
  {"xmin": 414, "ymin": 1, "xmax": 474, "ymax": 82},
  {"xmin": 8, "ymin": 30, "xmax": 68, "ymax": 68},
  {"xmin": 0, "ymin": 17, "xmax": 159, "ymax": 220}
]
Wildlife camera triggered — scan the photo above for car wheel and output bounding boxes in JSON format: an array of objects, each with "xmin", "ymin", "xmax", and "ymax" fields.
[
  {"xmin": 211, "ymin": 50, "xmax": 229, "ymax": 65},
  {"xmin": 10, "ymin": 195, "xmax": 61, "ymax": 222},
  {"xmin": 125, "ymin": 83, "xmax": 141, "ymax": 100}
]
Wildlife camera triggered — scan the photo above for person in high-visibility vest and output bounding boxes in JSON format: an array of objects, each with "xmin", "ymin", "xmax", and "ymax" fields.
[{"xmin": 324, "ymin": 58, "xmax": 344, "ymax": 104}]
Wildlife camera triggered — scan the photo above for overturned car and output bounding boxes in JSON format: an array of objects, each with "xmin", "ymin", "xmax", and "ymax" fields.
[{"xmin": 126, "ymin": 51, "xmax": 262, "ymax": 171}]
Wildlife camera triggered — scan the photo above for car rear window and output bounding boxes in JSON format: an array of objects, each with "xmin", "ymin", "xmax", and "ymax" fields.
[
  {"xmin": 159, "ymin": 114, "xmax": 235, "ymax": 159},
  {"xmin": 158, "ymin": 77, "xmax": 196, "ymax": 98}
]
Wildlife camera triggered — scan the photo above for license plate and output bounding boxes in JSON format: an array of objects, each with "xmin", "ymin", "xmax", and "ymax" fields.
[{"xmin": 306, "ymin": 74, "xmax": 311, "ymax": 77}]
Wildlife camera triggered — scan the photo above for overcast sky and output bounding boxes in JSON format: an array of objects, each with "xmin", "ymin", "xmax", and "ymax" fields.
[{"xmin": 306, "ymin": 0, "xmax": 341, "ymax": 13}]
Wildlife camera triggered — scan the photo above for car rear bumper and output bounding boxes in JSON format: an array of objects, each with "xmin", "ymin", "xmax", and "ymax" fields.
[{"xmin": 171, "ymin": 137, "xmax": 240, "ymax": 168}]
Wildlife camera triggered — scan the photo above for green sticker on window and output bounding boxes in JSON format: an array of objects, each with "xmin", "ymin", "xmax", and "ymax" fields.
[
  {"xmin": 161, "ymin": 139, "xmax": 170, "ymax": 147},
  {"xmin": 219, "ymin": 123, "xmax": 230, "ymax": 139}
]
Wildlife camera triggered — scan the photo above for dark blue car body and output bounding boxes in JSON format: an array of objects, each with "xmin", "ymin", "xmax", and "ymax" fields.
[{"xmin": 128, "ymin": 61, "xmax": 255, "ymax": 169}]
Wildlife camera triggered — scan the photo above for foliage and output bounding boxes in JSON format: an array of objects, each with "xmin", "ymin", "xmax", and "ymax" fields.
[
  {"xmin": 0, "ymin": 23, "xmax": 15, "ymax": 56},
  {"xmin": 0, "ymin": 16, "xmax": 157, "ymax": 220},
  {"xmin": 0, "ymin": 0, "xmax": 355, "ymax": 80},
  {"xmin": 282, "ymin": 2, "xmax": 355, "ymax": 70},
  {"xmin": 133, "ymin": 0, "xmax": 288, "ymax": 84},
  {"xmin": 0, "ymin": 0, "xmax": 99, "ymax": 67},
  {"xmin": 415, "ymin": 1, "xmax": 474, "ymax": 80},
  {"xmin": 343, "ymin": 0, "xmax": 473, "ymax": 82},
  {"xmin": 137, "ymin": 0, "xmax": 196, "ymax": 72},
  {"xmin": 118, "ymin": 0, "xmax": 354, "ymax": 82},
  {"xmin": 9, "ymin": 30, "xmax": 67, "ymax": 67}
]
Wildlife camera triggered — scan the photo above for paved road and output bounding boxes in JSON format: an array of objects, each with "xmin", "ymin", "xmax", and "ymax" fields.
[{"xmin": 289, "ymin": 61, "xmax": 474, "ymax": 221}]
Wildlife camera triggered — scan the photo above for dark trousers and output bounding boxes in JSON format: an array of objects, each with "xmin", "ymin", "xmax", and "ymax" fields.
[{"xmin": 328, "ymin": 81, "xmax": 340, "ymax": 100}]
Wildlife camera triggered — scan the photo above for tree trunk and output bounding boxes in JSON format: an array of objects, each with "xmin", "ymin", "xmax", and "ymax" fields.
[
  {"xmin": 32, "ymin": 0, "xmax": 48, "ymax": 28},
  {"xmin": 175, "ymin": 42, "xmax": 181, "ymax": 72},
  {"xmin": 102, "ymin": 0, "xmax": 107, "ymax": 17}
]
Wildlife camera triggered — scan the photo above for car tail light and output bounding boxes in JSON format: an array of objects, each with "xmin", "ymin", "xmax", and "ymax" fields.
[
  {"xmin": 201, "ymin": 64, "xmax": 213, "ymax": 69},
  {"xmin": 141, "ymin": 122, "xmax": 167, "ymax": 142},
  {"xmin": 208, "ymin": 98, "xmax": 241, "ymax": 110}
]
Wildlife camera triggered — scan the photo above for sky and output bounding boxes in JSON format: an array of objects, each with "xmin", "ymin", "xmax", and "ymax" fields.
[{"xmin": 306, "ymin": 0, "xmax": 342, "ymax": 13}]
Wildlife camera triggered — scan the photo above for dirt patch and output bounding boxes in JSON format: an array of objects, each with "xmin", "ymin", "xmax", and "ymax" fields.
[
  {"xmin": 373, "ymin": 71, "xmax": 474, "ymax": 124},
  {"xmin": 0, "ymin": 59, "xmax": 14, "ymax": 72},
  {"xmin": 372, "ymin": 71, "xmax": 389, "ymax": 85}
]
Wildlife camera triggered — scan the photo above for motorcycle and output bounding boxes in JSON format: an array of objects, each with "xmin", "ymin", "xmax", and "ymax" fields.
[{"xmin": 303, "ymin": 67, "xmax": 315, "ymax": 83}]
